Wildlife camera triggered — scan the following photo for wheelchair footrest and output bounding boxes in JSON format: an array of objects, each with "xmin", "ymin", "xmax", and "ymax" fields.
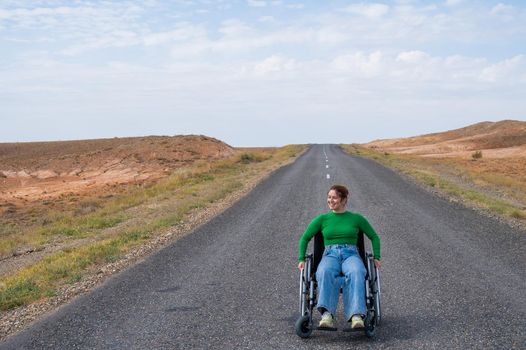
[
  {"xmin": 316, "ymin": 326, "xmax": 338, "ymax": 332},
  {"xmin": 342, "ymin": 327, "xmax": 365, "ymax": 332}
]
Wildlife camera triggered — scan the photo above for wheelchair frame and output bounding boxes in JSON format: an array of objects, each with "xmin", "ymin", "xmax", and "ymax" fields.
[{"xmin": 295, "ymin": 231, "xmax": 382, "ymax": 338}]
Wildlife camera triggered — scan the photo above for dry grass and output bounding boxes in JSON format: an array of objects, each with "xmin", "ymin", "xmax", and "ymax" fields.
[
  {"xmin": 341, "ymin": 144, "xmax": 526, "ymax": 222},
  {"xmin": 0, "ymin": 144, "xmax": 306, "ymax": 311}
]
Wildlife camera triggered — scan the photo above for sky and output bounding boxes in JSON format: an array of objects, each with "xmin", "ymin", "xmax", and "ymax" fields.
[{"xmin": 1, "ymin": 0, "xmax": 525, "ymax": 147}]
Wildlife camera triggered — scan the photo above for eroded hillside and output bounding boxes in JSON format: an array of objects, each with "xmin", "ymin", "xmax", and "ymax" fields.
[
  {"xmin": 0, "ymin": 135, "xmax": 233, "ymax": 208},
  {"xmin": 344, "ymin": 119, "xmax": 526, "ymax": 225},
  {"xmin": 365, "ymin": 120, "xmax": 526, "ymax": 158}
]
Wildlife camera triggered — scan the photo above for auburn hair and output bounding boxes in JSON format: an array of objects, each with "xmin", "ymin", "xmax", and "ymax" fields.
[{"xmin": 328, "ymin": 184, "xmax": 349, "ymax": 200}]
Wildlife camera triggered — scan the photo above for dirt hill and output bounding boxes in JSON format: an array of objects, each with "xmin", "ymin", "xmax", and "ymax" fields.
[
  {"xmin": 0, "ymin": 135, "xmax": 234, "ymax": 205},
  {"xmin": 364, "ymin": 120, "xmax": 526, "ymax": 158}
]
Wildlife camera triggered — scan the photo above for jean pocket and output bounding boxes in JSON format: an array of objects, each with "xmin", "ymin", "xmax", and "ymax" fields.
[
  {"xmin": 341, "ymin": 247, "xmax": 357, "ymax": 258},
  {"xmin": 323, "ymin": 247, "xmax": 337, "ymax": 257}
]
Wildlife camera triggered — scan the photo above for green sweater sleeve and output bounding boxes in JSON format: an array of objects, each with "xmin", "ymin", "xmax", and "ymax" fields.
[
  {"xmin": 358, "ymin": 214, "xmax": 381, "ymax": 260},
  {"xmin": 298, "ymin": 214, "xmax": 323, "ymax": 262}
]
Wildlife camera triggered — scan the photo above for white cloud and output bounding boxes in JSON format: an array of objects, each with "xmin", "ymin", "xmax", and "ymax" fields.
[
  {"xmin": 490, "ymin": 3, "xmax": 514, "ymax": 16},
  {"xmin": 219, "ymin": 19, "xmax": 253, "ymax": 36},
  {"xmin": 60, "ymin": 31, "xmax": 140, "ymax": 56},
  {"xmin": 480, "ymin": 55, "xmax": 525, "ymax": 82},
  {"xmin": 332, "ymin": 51, "xmax": 384, "ymax": 77},
  {"xmin": 172, "ymin": 0, "xmax": 197, "ymax": 5},
  {"xmin": 169, "ymin": 24, "xmax": 315, "ymax": 57},
  {"xmin": 396, "ymin": 50, "xmax": 430, "ymax": 63},
  {"xmin": 2, "ymin": 1, "xmax": 526, "ymax": 145},
  {"xmin": 259, "ymin": 16, "xmax": 275, "ymax": 22},
  {"xmin": 344, "ymin": 3, "xmax": 389, "ymax": 18},
  {"xmin": 247, "ymin": 0, "xmax": 266, "ymax": 7},
  {"xmin": 287, "ymin": 4, "xmax": 304, "ymax": 10},
  {"xmin": 58, "ymin": 22, "xmax": 208, "ymax": 56},
  {"xmin": 1, "ymin": 6, "xmax": 88, "ymax": 18},
  {"xmin": 327, "ymin": 50, "xmax": 526, "ymax": 87},
  {"xmin": 0, "ymin": 8, "xmax": 11, "ymax": 20},
  {"xmin": 143, "ymin": 25, "xmax": 207, "ymax": 46},
  {"xmin": 445, "ymin": 0, "xmax": 463, "ymax": 7},
  {"xmin": 252, "ymin": 55, "xmax": 298, "ymax": 76},
  {"xmin": 314, "ymin": 26, "xmax": 348, "ymax": 45},
  {"xmin": 0, "ymin": 4, "xmax": 142, "ymax": 24}
]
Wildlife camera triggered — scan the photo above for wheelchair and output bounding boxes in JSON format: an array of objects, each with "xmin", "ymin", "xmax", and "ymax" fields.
[{"xmin": 295, "ymin": 230, "xmax": 382, "ymax": 338}]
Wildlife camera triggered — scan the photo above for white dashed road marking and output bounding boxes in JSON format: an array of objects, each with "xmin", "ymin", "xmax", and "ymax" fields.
[{"xmin": 324, "ymin": 147, "xmax": 330, "ymax": 179}]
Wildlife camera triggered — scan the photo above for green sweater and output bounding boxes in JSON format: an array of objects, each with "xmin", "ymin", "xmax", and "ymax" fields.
[{"xmin": 298, "ymin": 211, "xmax": 381, "ymax": 261}]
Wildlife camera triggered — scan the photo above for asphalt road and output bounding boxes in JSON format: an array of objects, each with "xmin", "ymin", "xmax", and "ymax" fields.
[{"xmin": 2, "ymin": 145, "xmax": 525, "ymax": 349}]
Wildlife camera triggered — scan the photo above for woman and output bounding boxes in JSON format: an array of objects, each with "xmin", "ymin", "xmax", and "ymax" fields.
[{"xmin": 298, "ymin": 184, "xmax": 381, "ymax": 329}]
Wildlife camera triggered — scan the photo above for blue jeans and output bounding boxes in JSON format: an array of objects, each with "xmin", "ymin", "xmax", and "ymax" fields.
[{"xmin": 315, "ymin": 244, "xmax": 366, "ymax": 320}]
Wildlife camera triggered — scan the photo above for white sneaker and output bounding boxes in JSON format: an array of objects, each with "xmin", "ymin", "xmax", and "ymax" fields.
[
  {"xmin": 319, "ymin": 312, "xmax": 334, "ymax": 328},
  {"xmin": 350, "ymin": 315, "xmax": 364, "ymax": 329}
]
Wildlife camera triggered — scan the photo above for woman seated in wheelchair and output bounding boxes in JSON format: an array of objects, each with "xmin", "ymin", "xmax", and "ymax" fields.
[{"xmin": 298, "ymin": 184, "xmax": 381, "ymax": 330}]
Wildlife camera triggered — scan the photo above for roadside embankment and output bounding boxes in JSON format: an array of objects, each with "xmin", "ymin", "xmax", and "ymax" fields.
[
  {"xmin": 0, "ymin": 142, "xmax": 307, "ymax": 340},
  {"xmin": 341, "ymin": 144, "xmax": 526, "ymax": 230}
]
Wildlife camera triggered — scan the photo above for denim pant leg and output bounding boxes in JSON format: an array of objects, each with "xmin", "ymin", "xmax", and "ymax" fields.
[
  {"xmin": 315, "ymin": 252, "xmax": 341, "ymax": 316},
  {"xmin": 342, "ymin": 253, "xmax": 366, "ymax": 320}
]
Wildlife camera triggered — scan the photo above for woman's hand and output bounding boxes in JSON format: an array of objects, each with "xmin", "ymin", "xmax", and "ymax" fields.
[
  {"xmin": 298, "ymin": 261, "xmax": 305, "ymax": 270},
  {"xmin": 374, "ymin": 259, "xmax": 381, "ymax": 269}
]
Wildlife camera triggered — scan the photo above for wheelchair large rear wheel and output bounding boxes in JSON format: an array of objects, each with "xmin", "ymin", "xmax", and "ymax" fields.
[
  {"xmin": 364, "ymin": 311, "xmax": 376, "ymax": 338},
  {"xmin": 375, "ymin": 290, "xmax": 381, "ymax": 325},
  {"xmin": 373, "ymin": 269, "xmax": 381, "ymax": 325}
]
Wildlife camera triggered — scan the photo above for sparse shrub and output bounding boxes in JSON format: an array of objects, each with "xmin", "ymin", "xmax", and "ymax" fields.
[
  {"xmin": 472, "ymin": 150, "xmax": 483, "ymax": 160},
  {"xmin": 510, "ymin": 210, "xmax": 526, "ymax": 220},
  {"xmin": 57, "ymin": 227, "xmax": 80, "ymax": 236},
  {"xmin": 240, "ymin": 153, "xmax": 255, "ymax": 164},
  {"xmin": 84, "ymin": 216, "xmax": 124, "ymax": 229},
  {"xmin": 0, "ymin": 279, "xmax": 42, "ymax": 311},
  {"xmin": 196, "ymin": 174, "xmax": 214, "ymax": 182},
  {"xmin": 75, "ymin": 201, "xmax": 101, "ymax": 216}
]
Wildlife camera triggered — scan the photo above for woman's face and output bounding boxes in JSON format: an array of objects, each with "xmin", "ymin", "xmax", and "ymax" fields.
[{"xmin": 327, "ymin": 189, "xmax": 346, "ymax": 212}]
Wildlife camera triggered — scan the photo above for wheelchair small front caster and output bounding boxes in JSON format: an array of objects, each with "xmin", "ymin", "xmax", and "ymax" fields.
[{"xmin": 295, "ymin": 315, "xmax": 313, "ymax": 338}]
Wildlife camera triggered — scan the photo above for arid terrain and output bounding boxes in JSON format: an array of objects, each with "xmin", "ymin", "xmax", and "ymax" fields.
[
  {"xmin": 1, "ymin": 122, "xmax": 524, "ymax": 341},
  {"xmin": 0, "ymin": 135, "xmax": 238, "ymax": 253},
  {"xmin": 347, "ymin": 119, "xmax": 526, "ymax": 224},
  {"xmin": 365, "ymin": 119, "xmax": 526, "ymax": 159},
  {"xmin": 0, "ymin": 135, "xmax": 233, "ymax": 212},
  {"xmin": 363, "ymin": 120, "xmax": 526, "ymax": 179},
  {"xmin": 0, "ymin": 135, "xmax": 304, "ymax": 339},
  {"xmin": 0, "ymin": 134, "xmax": 238, "ymax": 274}
]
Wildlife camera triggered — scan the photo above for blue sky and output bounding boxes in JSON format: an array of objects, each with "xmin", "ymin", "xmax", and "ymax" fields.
[{"xmin": 1, "ymin": 0, "xmax": 525, "ymax": 146}]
